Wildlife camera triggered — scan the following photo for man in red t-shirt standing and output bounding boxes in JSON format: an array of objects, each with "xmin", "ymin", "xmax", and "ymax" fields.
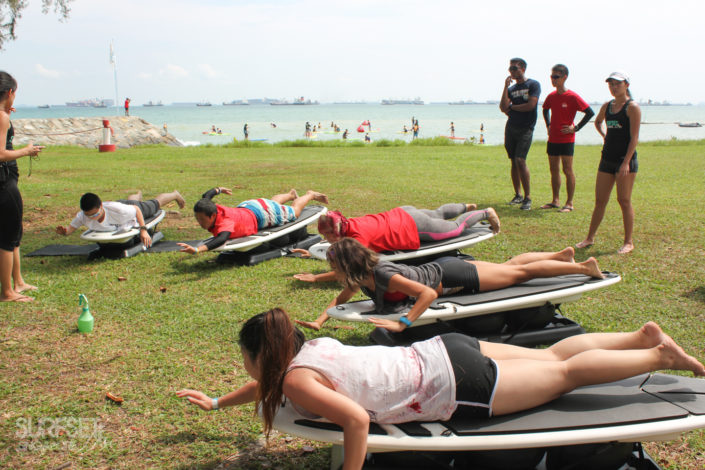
[{"xmin": 541, "ymin": 64, "xmax": 594, "ymax": 212}]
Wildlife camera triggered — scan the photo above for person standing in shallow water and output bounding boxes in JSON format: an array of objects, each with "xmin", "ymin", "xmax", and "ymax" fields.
[
  {"xmin": 0, "ymin": 71, "xmax": 44, "ymax": 302},
  {"xmin": 500, "ymin": 57, "xmax": 541, "ymax": 211},
  {"xmin": 576, "ymin": 72, "xmax": 640, "ymax": 255}
]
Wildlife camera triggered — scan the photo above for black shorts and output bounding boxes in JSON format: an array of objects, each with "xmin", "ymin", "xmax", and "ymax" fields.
[
  {"xmin": 0, "ymin": 179, "xmax": 23, "ymax": 251},
  {"xmin": 598, "ymin": 155, "xmax": 638, "ymax": 174},
  {"xmin": 440, "ymin": 333, "xmax": 498, "ymax": 419},
  {"xmin": 547, "ymin": 141, "xmax": 575, "ymax": 157},
  {"xmin": 117, "ymin": 199, "xmax": 160, "ymax": 220},
  {"xmin": 504, "ymin": 125, "xmax": 534, "ymax": 160},
  {"xmin": 435, "ymin": 256, "xmax": 480, "ymax": 294}
]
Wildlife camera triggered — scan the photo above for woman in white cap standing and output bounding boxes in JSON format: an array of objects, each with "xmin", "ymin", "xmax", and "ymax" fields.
[{"xmin": 576, "ymin": 72, "xmax": 640, "ymax": 254}]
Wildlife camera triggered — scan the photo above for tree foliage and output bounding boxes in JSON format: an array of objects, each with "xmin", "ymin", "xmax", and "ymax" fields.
[{"xmin": 0, "ymin": 0, "xmax": 71, "ymax": 49}]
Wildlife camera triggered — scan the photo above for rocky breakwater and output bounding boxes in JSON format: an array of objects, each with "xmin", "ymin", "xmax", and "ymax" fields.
[{"xmin": 11, "ymin": 116, "xmax": 183, "ymax": 148}]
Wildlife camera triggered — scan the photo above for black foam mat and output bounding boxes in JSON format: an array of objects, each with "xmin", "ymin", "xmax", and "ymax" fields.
[
  {"xmin": 26, "ymin": 240, "xmax": 203, "ymax": 257},
  {"xmin": 442, "ymin": 374, "xmax": 689, "ymax": 436},
  {"xmin": 429, "ymin": 273, "xmax": 619, "ymax": 309},
  {"xmin": 642, "ymin": 374, "xmax": 705, "ymax": 415}
]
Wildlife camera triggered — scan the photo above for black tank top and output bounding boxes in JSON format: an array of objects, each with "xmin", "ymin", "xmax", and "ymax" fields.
[
  {"xmin": 602, "ymin": 99, "xmax": 636, "ymax": 162},
  {"xmin": 4, "ymin": 121, "xmax": 19, "ymax": 180}
]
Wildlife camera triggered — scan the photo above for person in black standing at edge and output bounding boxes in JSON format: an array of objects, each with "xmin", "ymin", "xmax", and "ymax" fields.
[
  {"xmin": 0, "ymin": 71, "xmax": 44, "ymax": 302},
  {"xmin": 243, "ymin": 123, "xmax": 249, "ymax": 140},
  {"xmin": 500, "ymin": 58, "xmax": 541, "ymax": 210}
]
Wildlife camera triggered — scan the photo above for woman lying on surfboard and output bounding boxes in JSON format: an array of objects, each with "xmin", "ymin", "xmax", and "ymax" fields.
[
  {"xmin": 177, "ymin": 308, "xmax": 705, "ymax": 470},
  {"xmin": 293, "ymin": 203, "xmax": 500, "ymax": 283},
  {"xmin": 295, "ymin": 238, "xmax": 601, "ymax": 331}
]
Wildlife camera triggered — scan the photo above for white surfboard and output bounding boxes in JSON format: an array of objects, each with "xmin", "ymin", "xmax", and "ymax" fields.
[
  {"xmin": 210, "ymin": 206, "xmax": 327, "ymax": 252},
  {"xmin": 80, "ymin": 210, "xmax": 166, "ymax": 244},
  {"xmin": 274, "ymin": 373, "xmax": 705, "ymax": 455},
  {"xmin": 327, "ymin": 273, "xmax": 621, "ymax": 327},
  {"xmin": 308, "ymin": 225, "xmax": 495, "ymax": 262}
]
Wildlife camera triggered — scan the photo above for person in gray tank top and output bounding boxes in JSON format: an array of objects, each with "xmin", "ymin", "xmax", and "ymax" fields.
[{"xmin": 296, "ymin": 237, "xmax": 605, "ymax": 331}]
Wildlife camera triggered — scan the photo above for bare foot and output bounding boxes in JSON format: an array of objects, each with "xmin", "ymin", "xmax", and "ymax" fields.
[
  {"xmin": 575, "ymin": 239, "xmax": 594, "ymax": 249},
  {"xmin": 294, "ymin": 319, "xmax": 321, "ymax": 331},
  {"xmin": 0, "ymin": 293, "xmax": 34, "ymax": 302},
  {"xmin": 127, "ymin": 190, "xmax": 143, "ymax": 201},
  {"xmin": 174, "ymin": 190, "xmax": 186, "ymax": 209},
  {"xmin": 580, "ymin": 257, "xmax": 604, "ymax": 278},
  {"xmin": 14, "ymin": 283, "xmax": 37, "ymax": 294},
  {"xmin": 306, "ymin": 190, "xmax": 329, "ymax": 204},
  {"xmin": 465, "ymin": 203, "xmax": 478, "ymax": 211},
  {"xmin": 618, "ymin": 243, "xmax": 634, "ymax": 255},
  {"xmin": 556, "ymin": 246, "xmax": 575, "ymax": 263},
  {"xmin": 640, "ymin": 321, "xmax": 668, "ymax": 349},
  {"xmin": 657, "ymin": 337, "xmax": 705, "ymax": 376},
  {"xmin": 289, "ymin": 188, "xmax": 299, "ymax": 200},
  {"xmin": 486, "ymin": 208, "xmax": 500, "ymax": 234}
]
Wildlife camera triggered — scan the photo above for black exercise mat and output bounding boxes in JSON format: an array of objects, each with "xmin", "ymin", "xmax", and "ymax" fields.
[
  {"xmin": 429, "ymin": 273, "xmax": 619, "ymax": 309},
  {"xmin": 442, "ymin": 374, "xmax": 688, "ymax": 436},
  {"xmin": 26, "ymin": 244, "xmax": 100, "ymax": 257},
  {"xmin": 26, "ymin": 240, "xmax": 203, "ymax": 257}
]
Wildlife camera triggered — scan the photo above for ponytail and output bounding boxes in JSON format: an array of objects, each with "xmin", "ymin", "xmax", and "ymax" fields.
[{"xmin": 239, "ymin": 308, "xmax": 305, "ymax": 437}]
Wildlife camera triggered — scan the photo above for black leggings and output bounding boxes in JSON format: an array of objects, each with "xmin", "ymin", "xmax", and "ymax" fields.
[
  {"xmin": 0, "ymin": 179, "xmax": 23, "ymax": 251},
  {"xmin": 440, "ymin": 333, "xmax": 498, "ymax": 419}
]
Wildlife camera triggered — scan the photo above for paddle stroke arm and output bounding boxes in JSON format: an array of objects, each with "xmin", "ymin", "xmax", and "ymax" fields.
[
  {"xmin": 176, "ymin": 381, "xmax": 257, "ymax": 411},
  {"xmin": 368, "ymin": 275, "xmax": 438, "ymax": 333}
]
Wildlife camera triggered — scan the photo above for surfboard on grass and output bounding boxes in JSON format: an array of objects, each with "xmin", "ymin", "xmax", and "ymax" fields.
[
  {"xmin": 308, "ymin": 224, "xmax": 495, "ymax": 262},
  {"xmin": 273, "ymin": 373, "xmax": 705, "ymax": 469},
  {"xmin": 327, "ymin": 273, "xmax": 621, "ymax": 327},
  {"xmin": 80, "ymin": 210, "xmax": 166, "ymax": 244},
  {"xmin": 206, "ymin": 205, "xmax": 327, "ymax": 253}
]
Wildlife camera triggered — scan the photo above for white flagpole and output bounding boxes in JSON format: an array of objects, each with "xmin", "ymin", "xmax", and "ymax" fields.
[{"xmin": 110, "ymin": 41, "xmax": 119, "ymax": 115}]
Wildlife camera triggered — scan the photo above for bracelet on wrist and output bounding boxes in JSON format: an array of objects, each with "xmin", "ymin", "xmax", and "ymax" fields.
[
  {"xmin": 139, "ymin": 226, "xmax": 148, "ymax": 231},
  {"xmin": 399, "ymin": 316, "xmax": 413, "ymax": 327},
  {"xmin": 212, "ymin": 397, "xmax": 219, "ymax": 410}
]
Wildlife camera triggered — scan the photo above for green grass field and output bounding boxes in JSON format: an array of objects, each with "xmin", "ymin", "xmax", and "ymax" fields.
[{"xmin": 1, "ymin": 139, "xmax": 704, "ymax": 469}]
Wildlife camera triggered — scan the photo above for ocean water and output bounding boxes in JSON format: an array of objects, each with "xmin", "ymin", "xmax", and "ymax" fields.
[{"xmin": 12, "ymin": 103, "xmax": 705, "ymax": 146}]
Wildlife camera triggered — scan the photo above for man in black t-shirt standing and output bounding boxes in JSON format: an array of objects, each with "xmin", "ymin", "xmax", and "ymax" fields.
[{"xmin": 500, "ymin": 58, "xmax": 541, "ymax": 210}]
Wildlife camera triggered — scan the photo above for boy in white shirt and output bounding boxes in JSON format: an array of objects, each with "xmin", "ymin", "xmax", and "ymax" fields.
[{"xmin": 56, "ymin": 190, "xmax": 184, "ymax": 247}]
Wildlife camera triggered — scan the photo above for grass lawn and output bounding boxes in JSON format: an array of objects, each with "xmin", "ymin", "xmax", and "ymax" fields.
[{"xmin": 1, "ymin": 139, "xmax": 704, "ymax": 469}]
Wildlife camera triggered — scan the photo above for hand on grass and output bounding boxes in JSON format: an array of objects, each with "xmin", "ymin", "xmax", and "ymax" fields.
[
  {"xmin": 176, "ymin": 390, "xmax": 213, "ymax": 411},
  {"xmin": 368, "ymin": 317, "xmax": 405, "ymax": 333},
  {"xmin": 177, "ymin": 243, "xmax": 198, "ymax": 254},
  {"xmin": 293, "ymin": 273, "xmax": 316, "ymax": 283},
  {"xmin": 56, "ymin": 226, "xmax": 69, "ymax": 235}
]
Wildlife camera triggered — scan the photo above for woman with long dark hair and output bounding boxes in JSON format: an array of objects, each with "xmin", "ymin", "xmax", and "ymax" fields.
[
  {"xmin": 297, "ymin": 237, "xmax": 603, "ymax": 331},
  {"xmin": 177, "ymin": 308, "xmax": 704, "ymax": 470},
  {"xmin": 576, "ymin": 72, "xmax": 640, "ymax": 254},
  {"xmin": 0, "ymin": 71, "xmax": 43, "ymax": 302}
]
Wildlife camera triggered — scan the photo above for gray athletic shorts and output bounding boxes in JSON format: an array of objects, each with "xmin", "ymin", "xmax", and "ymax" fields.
[
  {"xmin": 117, "ymin": 199, "xmax": 160, "ymax": 220},
  {"xmin": 504, "ymin": 125, "xmax": 534, "ymax": 160}
]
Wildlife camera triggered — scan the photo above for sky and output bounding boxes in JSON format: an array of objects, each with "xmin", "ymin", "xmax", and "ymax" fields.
[{"xmin": 2, "ymin": 0, "xmax": 704, "ymax": 106}]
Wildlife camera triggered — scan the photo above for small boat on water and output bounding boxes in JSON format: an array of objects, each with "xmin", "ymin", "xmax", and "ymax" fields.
[
  {"xmin": 677, "ymin": 122, "xmax": 702, "ymax": 128},
  {"xmin": 223, "ymin": 100, "xmax": 249, "ymax": 106},
  {"xmin": 143, "ymin": 101, "xmax": 164, "ymax": 107},
  {"xmin": 196, "ymin": 102, "xmax": 212, "ymax": 107},
  {"xmin": 37, "ymin": 105, "xmax": 50, "ymax": 109}
]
